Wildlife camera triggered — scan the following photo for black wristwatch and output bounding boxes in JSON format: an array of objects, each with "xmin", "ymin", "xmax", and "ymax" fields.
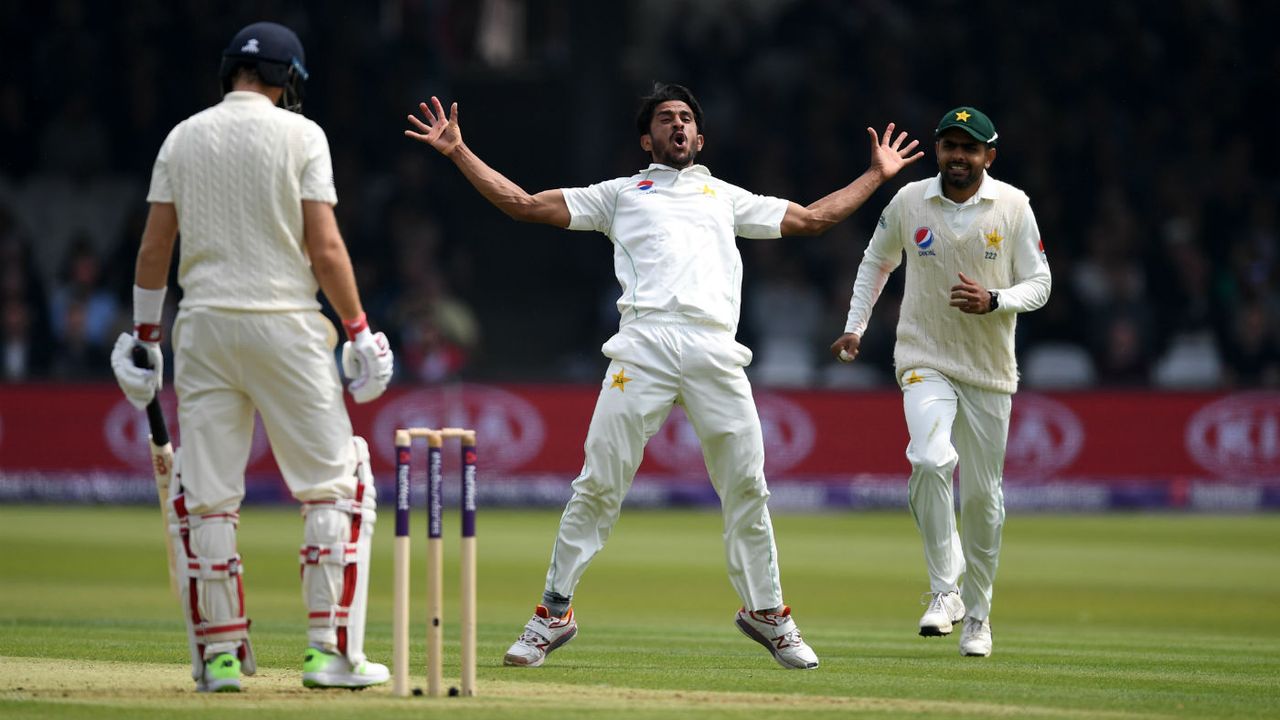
[{"xmin": 988, "ymin": 291, "xmax": 1000, "ymax": 312}]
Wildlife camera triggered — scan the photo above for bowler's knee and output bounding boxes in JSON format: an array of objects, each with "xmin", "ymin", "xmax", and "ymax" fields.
[
  {"xmin": 907, "ymin": 449, "xmax": 957, "ymax": 481},
  {"xmin": 568, "ymin": 470, "xmax": 625, "ymax": 514}
]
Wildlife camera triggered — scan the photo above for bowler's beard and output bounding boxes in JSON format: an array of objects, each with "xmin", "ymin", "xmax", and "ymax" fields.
[{"xmin": 654, "ymin": 142, "xmax": 697, "ymax": 169}]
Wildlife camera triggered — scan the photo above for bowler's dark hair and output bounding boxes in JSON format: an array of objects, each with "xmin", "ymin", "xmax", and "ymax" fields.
[{"xmin": 635, "ymin": 82, "xmax": 704, "ymax": 136}]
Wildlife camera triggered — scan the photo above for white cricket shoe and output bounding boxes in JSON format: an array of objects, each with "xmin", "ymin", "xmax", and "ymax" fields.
[
  {"xmin": 734, "ymin": 606, "xmax": 819, "ymax": 670},
  {"xmin": 302, "ymin": 647, "xmax": 390, "ymax": 689},
  {"xmin": 503, "ymin": 605, "xmax": 578, "ymax": 667},
  {"xmin": 919, "ymin": 591, "xmax": 966, "ymax": 636},
  {"xmin": 959, "ymin": 617, "xmax": 992, "ymax": 657}
]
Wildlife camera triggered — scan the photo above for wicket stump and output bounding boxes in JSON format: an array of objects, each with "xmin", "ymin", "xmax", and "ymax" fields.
[{"xmin": 392, "ymin": 427, "xmax": 477, "ymax": 698}]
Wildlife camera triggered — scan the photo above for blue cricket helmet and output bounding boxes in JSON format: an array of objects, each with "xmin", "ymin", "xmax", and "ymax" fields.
[{"xmin": 219, "ymin": 21, "xmax": 309, "ymax": 112}]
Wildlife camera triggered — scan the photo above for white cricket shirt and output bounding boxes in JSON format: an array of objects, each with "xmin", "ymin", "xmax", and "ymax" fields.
[
  {"xmin": 147, "ymin": 91, "xmax": 339, "ymax": 312},
  {"xmin": 562, "ymin": 163, "xmax": 787, "ymax": 335}
]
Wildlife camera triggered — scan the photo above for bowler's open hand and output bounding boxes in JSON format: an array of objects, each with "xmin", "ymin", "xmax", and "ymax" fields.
[
  {"xmin": 405, "ymin": 97, "xmax": 463, "ymax": 157},
  {"xmin": 866, "ymin": 122, "xmax": 924, "ymax": 180}
]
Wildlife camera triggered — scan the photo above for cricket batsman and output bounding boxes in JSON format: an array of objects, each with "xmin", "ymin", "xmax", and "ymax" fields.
[{"xmin": 109, "ymin": 21, "xmax": 394, "ymax": 692}]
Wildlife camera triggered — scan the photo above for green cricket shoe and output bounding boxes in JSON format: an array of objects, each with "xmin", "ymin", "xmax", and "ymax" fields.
[
  {"xmin": 201, "ymin": 653, "xmax": 242, "ymax": 693},
  {"xmin": 302, "ymin": 647, "xmax": 390, "ymax": 689}
]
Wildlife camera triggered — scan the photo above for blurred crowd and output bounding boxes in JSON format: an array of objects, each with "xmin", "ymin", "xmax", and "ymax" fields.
[{"xmin": 2, "ymin": 0, "xmax": 1275, "ymax": 389}]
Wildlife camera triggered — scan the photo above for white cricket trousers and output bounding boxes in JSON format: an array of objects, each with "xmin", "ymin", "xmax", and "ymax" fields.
[
  {"xmin": 173, "ymin": 308, "xmax": 370, "ymax": 659},
  {"xmin": 545, "ymin": 318, "xmax": 784, "ymax": 611},
  {"xmin": 172, "ymin": 307, "xmax": 359, "ymax": 513},
  {"xmin": 900, "ymin": 366, "xmax": 1011, "ymax": 621}
]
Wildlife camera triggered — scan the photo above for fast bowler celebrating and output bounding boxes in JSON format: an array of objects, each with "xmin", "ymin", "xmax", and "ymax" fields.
[
  {"xmin": 406, "ymin": 82, "xmax": 923, "ymax": 670},
  {"xmin": 110, "ymin": 21, "xmax": 394, "ymax": 692}
]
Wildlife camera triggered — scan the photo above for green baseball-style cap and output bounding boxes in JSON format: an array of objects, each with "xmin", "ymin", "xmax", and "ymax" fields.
[{"xmin": 935, "ymin": 106, "xmax": 998, "ymax": 146}]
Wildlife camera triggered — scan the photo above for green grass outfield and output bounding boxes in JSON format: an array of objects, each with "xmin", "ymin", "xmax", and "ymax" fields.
[{"xmin": 2, "ymin": 506, "xmax": 1278, "ymax": 719}]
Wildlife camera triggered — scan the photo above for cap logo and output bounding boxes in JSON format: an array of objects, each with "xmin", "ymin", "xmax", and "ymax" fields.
[
  {"xmin": 955, "ymin": 110, "xmax": 972, "ymax": 123},
  {"xmin": 241, "ymin": 38, "xmax": 260, "ymax": 54}
]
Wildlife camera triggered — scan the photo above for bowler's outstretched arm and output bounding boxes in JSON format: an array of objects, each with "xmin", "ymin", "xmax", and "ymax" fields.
[
  {"xmin": 405, "ymin": 97, "xmax": 570, "ymax": 228},
  {"xmin": 780, "ymin": 123, "xmax": 923, "ymax": 236}
]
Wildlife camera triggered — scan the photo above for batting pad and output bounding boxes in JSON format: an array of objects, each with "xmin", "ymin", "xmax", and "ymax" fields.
[
  {"xmin": 169, "ymin": 451, "xmax": 257, "ymax": 685},
  {"xmin": 186, "ymin": 512, "xmax": 254, "ymax": 667},
  {"xmin": 300, "ymin": 436, "xmax": 378, "ymax": 666}
]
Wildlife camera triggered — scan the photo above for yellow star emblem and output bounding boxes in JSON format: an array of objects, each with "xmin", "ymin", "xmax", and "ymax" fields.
[
  {"xmin": 610, "ymin": 368, "xmax": 632, "ymax": 391},
  {"xmin": 985, "ymin": 230, "xmax": 1003, "ymax": 249},
  {"xmin": 955, "ymin": 110, "xmax": 972, "ymax": 123},
  {"xmin": 702, "ymin": 184, "xmax": 716, "ymax": 197},
  {"xmin": 904, "ymin": 370, "xmax": 924, "ymax": 385}
]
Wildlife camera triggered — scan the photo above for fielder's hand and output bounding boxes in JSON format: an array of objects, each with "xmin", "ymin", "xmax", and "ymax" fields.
[
  {"xmin": 949, "ymin": 272, "xmax": 993, "ymax": 314},
  {"xmin": 110, "ymin": 332, "xmax": 163, "ymax": 409},
  {"xmin": 829, "ymin": 333, "xmax": 862, "ymax": 363},
  {"xmin": 341, "ymin": 328, "xmax": 393, "ymax": 403}
]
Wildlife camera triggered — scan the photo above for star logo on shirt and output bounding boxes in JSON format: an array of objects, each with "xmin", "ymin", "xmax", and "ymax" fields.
[
  {"xmin": 985, "ymin": 230, "xmax": 1003, "ymax": 249},
  {"xmin": 701, "ymin": 184, "xmax": 717, "ymax": 197},
  {"xmin": 904, "ymin": 370, "xmax": 924, "ymax": 385},
  {"xmin": 610, "ymin": 368, "xmax": 632, "ymax": 391},
  {"xmin": 955, "ymin": 110, "xmax": 972, "ymax": 123}
]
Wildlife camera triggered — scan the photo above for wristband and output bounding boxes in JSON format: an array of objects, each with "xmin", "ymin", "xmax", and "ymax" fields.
[
  {"xmin": 342, "ymin": 312, "xmax": 369, "ymax": 341},
  {"xmin": 133, "ymin": 285, "xmax": 166, "ymax": 343},
  {"xmin": 135, "ymin": 324, "xmax": 163, "ymax": 343},
  {"xmin": 133, "ymin": 284, "xmax": 166, "ymax": 323}
]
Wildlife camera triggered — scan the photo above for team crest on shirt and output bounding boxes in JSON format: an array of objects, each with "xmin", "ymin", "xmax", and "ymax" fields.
[
  {"xmin": 636, "ymin": 179, "xmax": 655, "ymax": 193},
  {"xmin": 913, "ymin": 227, "xmax": 936, "ymax": 257},
  {"xmin": 984, "ymin": 229, "xmax": 1002, "ymax": 260}
]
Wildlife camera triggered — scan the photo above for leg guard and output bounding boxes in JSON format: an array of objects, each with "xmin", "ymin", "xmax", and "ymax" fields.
[
  {"xmin": 167, "ymin": 450, "xmax": 204, "ymax": 685},
  {"xmin": 170, "ymin": 451, "xmax": 257, "ymax": 688},
  {"xmin": 300, "ymin": 436, "xmax": 378, "ymax": 666}
]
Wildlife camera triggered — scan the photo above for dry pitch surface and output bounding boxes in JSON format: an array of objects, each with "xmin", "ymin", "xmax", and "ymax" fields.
[{"xmin": 2, "ymin": 657, "xmax": 1173, "ymax": 719}]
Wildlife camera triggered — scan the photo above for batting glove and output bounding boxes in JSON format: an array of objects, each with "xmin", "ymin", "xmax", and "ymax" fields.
[
  {"xmin": 110, "ymin": 332, "xmax": 163, "ymax": 409},
  {"xmin": 341, "ymin": 327, "xmax": 393, "ymax": 404}
]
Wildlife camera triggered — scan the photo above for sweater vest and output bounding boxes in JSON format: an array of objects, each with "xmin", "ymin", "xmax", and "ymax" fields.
[{"xmin": 893, "ymin": 180, "xmax": 1029, "ymax": 393}]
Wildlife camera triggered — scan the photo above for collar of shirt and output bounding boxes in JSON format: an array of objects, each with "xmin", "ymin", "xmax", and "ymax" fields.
[
  {"xmin": 924, "ymin": 171, "xmax": 1000, "ymax": 208},
  {"xmin": 222, "ymin": 90, "xmax": 277, "ymax": 106},
  {"xmin": 643, "ymin": 162, "xmax": 712, "ymax": 176}
]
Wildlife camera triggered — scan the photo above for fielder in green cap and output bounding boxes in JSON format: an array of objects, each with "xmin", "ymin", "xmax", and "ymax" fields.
[{"xmin": 830, "ymin": 104, "xmax": 1051, "ymax": 659}]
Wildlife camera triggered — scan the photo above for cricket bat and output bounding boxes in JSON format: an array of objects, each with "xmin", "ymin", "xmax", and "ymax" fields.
[{"xmin": 132, "ymin": 346, "xmax": 179, "ymax": 598}]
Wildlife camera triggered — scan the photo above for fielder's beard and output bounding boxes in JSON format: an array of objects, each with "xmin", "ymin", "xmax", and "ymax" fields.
[{"xmin": 943, "ymin": 165, "xmax": 980, "ymax": 191}]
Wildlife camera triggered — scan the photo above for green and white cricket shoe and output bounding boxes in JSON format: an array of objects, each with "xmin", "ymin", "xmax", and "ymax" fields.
[
  {"xmin": 200, "ymin": 652, "xmax": 242, "ymax": 693},
  {"xmin": 919, "ymin": 591, "xmax": 966, "ymax": 636},
  {"xmin": 302, "ymin": 647, "xmax": 390, "ymax": 689},
  {"xmin": 735, "ymin": 606, "xmax": 819, "ymax": 670},
  {"xmin": 959, "ymin": 617, "xmax": 992, "ymax": 657},
  {"xmin": 503, "ymin": 605, "xmax": 578, "ymax": 667}
]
